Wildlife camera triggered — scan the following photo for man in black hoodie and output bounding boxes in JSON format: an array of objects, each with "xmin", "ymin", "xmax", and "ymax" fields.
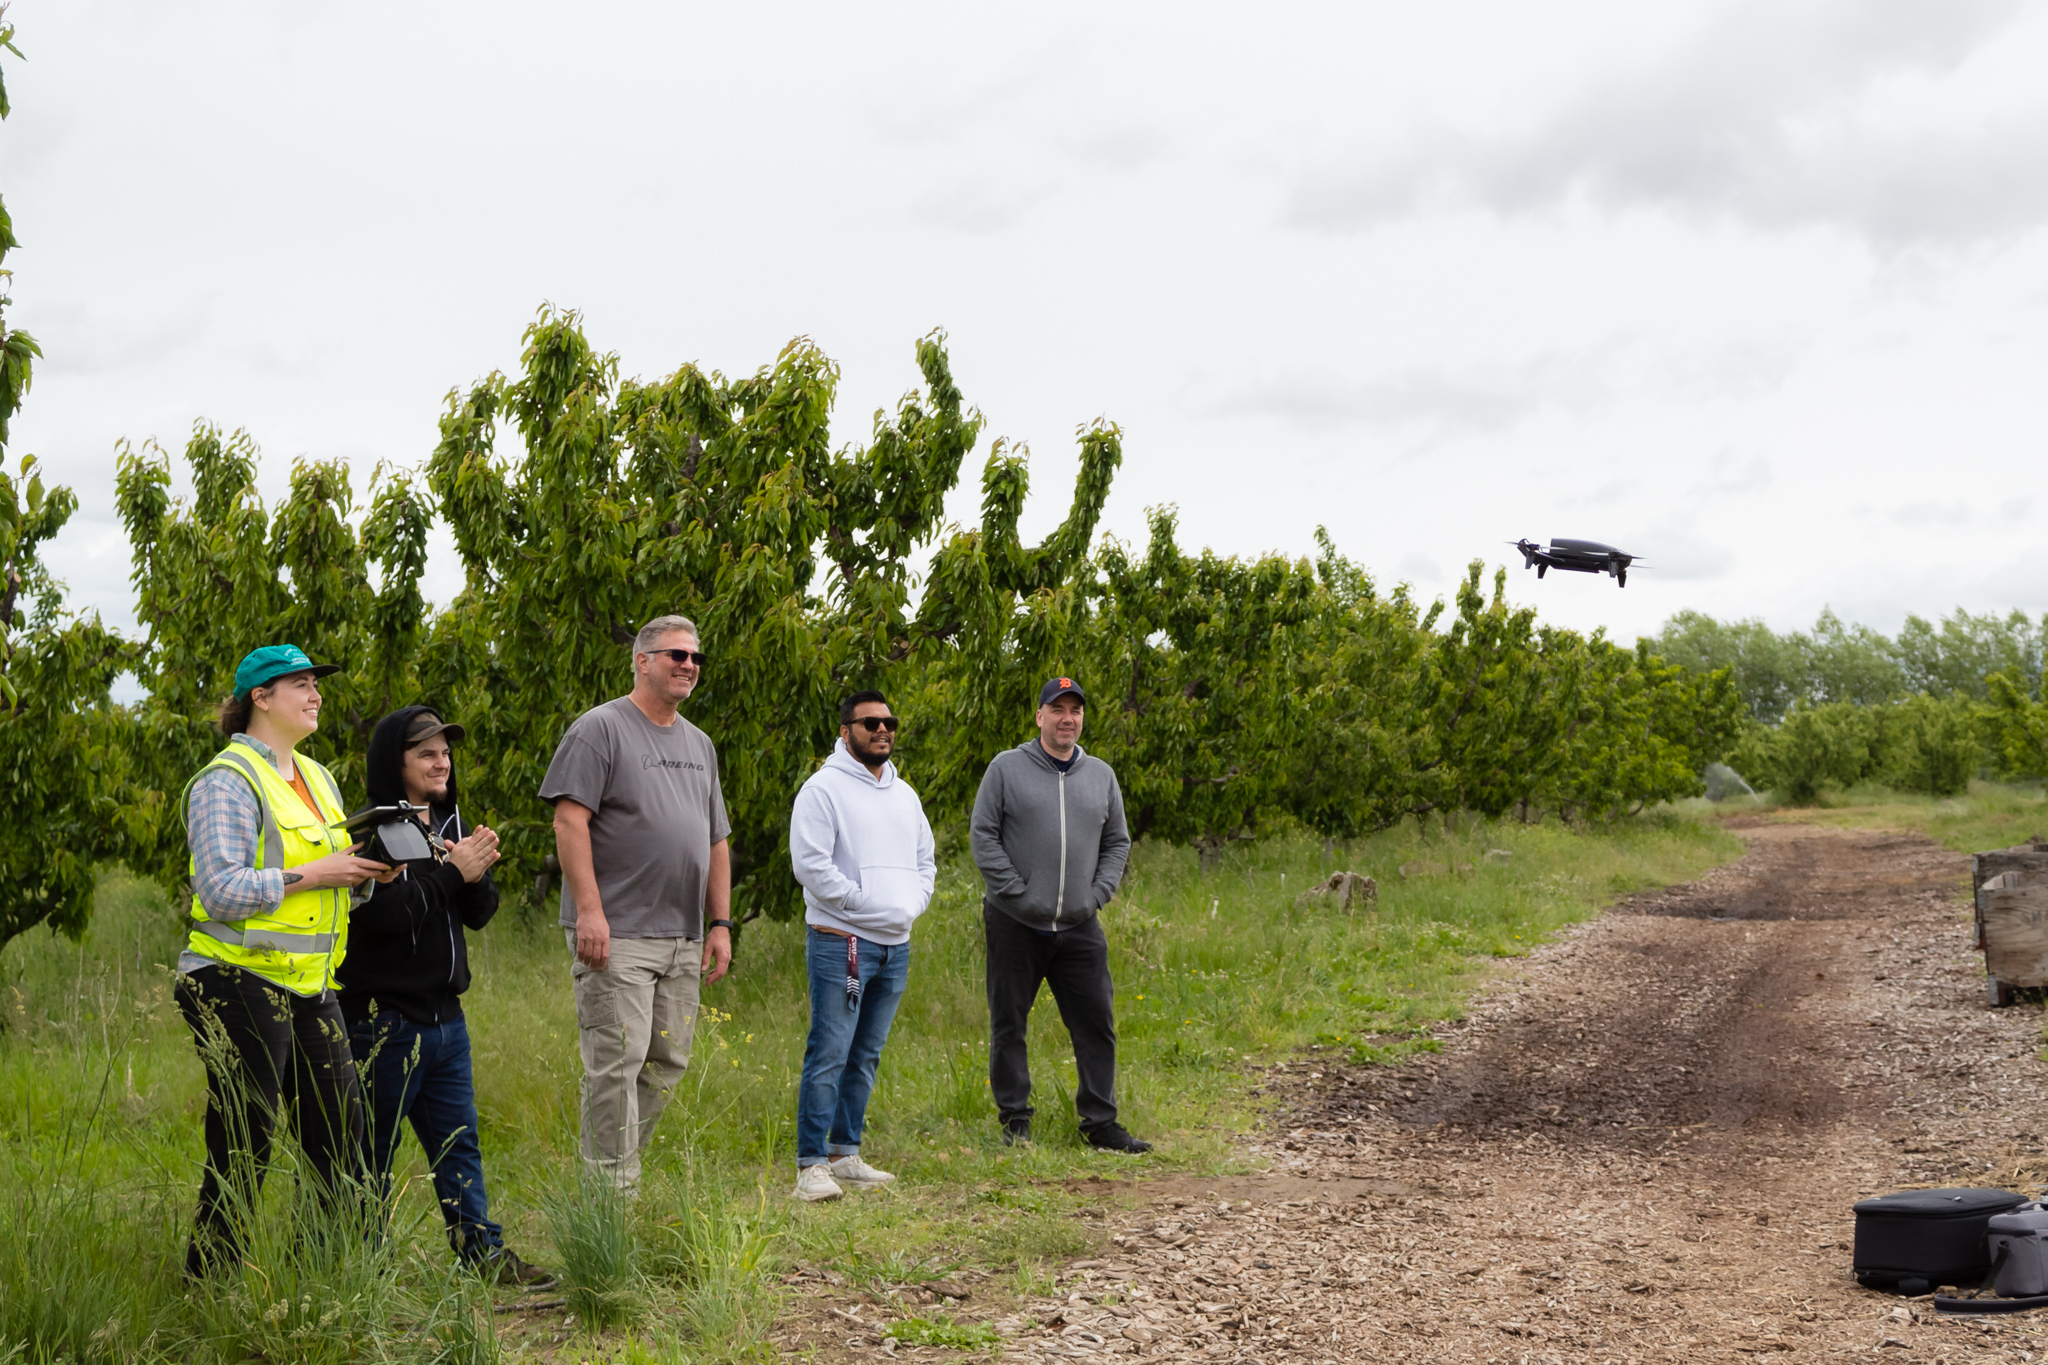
[{"xmin": 339, "ymin": 706, "xmax": 551, "ymax": 1286}]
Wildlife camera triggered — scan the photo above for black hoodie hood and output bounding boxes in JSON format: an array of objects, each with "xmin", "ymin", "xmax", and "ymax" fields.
[{"xmin": 366, "ymin": 704, "xmax": 461, "ymax": 830}]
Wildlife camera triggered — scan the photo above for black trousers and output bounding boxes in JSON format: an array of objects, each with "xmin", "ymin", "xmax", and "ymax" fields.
[
  {"xmin": 983, "ymin": 907, "xmax": 1118, "ymax": 1133},
  {"xmin": 175, "ymin": 963, "xmax": 366, "ymax": 1276}
]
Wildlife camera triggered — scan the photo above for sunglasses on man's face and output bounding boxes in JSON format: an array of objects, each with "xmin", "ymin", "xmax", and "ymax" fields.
[
  {"xmin": 647, "ymin": 648, "xmax": 708, "ymax": 667},
  {"xmin": 850, "ymin": 716, "xmax": 900, "ymax": 734}
]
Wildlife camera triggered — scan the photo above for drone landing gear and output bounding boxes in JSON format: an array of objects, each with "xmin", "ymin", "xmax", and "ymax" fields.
[
  {"xmin": 1616, "ymin": 568, "xmax": 1627, "ymax": 588},
  {"xmin": 1536, "ymin": 563, "xmax": 1547, "ymax": 578}
]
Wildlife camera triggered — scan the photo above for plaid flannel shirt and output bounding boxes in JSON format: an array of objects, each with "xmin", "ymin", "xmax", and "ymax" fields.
[{"xmin": 187, "ymin": 734, "xmax": 289, "ymax": 921}]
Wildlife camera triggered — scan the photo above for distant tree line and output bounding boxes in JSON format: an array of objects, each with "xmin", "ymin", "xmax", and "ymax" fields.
[
  {"xmin": 1, "ymin": 310, "xmax": 1743, "ymax": 952},
  {"xmin": 1649, "ymin": 608, "xmax": 2048, "ymax": 803}
]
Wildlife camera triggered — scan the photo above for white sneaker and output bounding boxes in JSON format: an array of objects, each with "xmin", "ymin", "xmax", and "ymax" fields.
[
  {"xmin": 829, "ymin": 1154, "xmax": 896, "ymax": 1188},
  {"xmin": 793, "ymin": 1164, "xmax": 844, "ymax": 1202}
]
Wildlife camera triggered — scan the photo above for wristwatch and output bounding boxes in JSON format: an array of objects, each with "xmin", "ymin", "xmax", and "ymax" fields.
[{"xmin": 707, "ymin": 918, "xmax": 736, "ymax": 932}]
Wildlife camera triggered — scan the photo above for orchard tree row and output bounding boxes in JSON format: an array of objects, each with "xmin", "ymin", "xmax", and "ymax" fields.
[
  {"xmin": 1652, "ymin": 609, "xmax": 2048, "ymax": 802},
  {"xmin": 0, "ymin": 9, "xmax": 130, "ymax": 954},
  {"xmin": 2, "ymin": 309, "xmax": 1744, "ymax": 951}
]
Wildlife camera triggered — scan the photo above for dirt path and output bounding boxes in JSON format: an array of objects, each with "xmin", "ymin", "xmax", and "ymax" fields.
[{"xmin": 969, "ymin": 822, "xmax": 2048, "ymax": 1364}]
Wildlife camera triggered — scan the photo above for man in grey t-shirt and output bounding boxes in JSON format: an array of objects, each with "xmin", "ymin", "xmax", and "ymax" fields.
[{"xmin": 540, "ymin": 614, "xmax": 734, "ymax": 1192}]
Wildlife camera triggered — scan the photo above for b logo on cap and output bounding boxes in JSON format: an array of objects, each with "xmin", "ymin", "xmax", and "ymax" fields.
[{"xmin": 1058, "ymin": 678, "xmax": 1073, "ymax": 689}]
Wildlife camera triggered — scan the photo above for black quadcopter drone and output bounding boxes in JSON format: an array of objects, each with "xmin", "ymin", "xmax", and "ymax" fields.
[{"xmin": 1510, "ymin": 538, "xmax": 1641, "ymax": 588}]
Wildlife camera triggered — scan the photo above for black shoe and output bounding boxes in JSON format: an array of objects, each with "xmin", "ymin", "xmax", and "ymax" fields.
[
  {"xmin": 1002, "ymin": 1118, "xmax": 1032, "ymax": 1147},
  {"xmin": 475, "ymin": 1246, "xmax": 557, "ymax": 1289},
  {"xmin": 1086, "ymin": 1123, "xmax": 1152, "ymax": 1154}
]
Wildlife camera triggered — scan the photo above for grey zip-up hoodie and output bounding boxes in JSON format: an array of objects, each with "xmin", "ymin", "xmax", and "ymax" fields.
[{"xmin": 970, "ymin": 739, "xmax": 1132, "ymax": 931}]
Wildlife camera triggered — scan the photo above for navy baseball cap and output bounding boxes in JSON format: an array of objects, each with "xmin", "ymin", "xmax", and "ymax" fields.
[
  {"xmin": 232, "ymin": 644, "xmax": 341, "ymax": 698},
  {"xmin": 1039, "ymin": 676, "xmax": 1086, "ymax": 706}
]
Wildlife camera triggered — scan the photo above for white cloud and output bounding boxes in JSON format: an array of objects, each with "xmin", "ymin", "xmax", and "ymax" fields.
[
  {"xmin": 1891, "ymin": 500, "xmax": 1976, "ymax": 528},
  {"xmin": 1629, "ymin": 526, "xmax": 1731, "ymax": 583},
  {"xmin": 912, "ymin": 177, "xmax": 1057, "ymax": 235},
  {"xmin": 1207, "ymin": 365, "xmax": 1551, "ymax": 433},
  {"xmin": 1058, "ymin": 125, "xmax": 1171, "ymax": 174},
  {"xmin": 1288, "ymin": 0, "xmax": 2048, "ymax": 246},
  {"xmin": 1689, "ymin": 453, "xmax": 1772, "ymax": 500},
  {"xmin": 7, "ymin": 0, "xmax": 2048, "ymax": 659}
]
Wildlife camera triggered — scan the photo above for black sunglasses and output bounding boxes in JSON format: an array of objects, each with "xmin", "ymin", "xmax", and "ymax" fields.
[
  {"xmin": 851, "ymin": 716, "xmax": 900, "ymax": 733},
  {"xmin": 647, "ymin": 648, "xmax": 708, "ymax": 667}
]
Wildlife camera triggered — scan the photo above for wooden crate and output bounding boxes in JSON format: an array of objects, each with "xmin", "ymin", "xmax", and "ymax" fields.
[{"xmin": 1973, "ymin": 841, "xmax": 2048, "ymax": 1006}]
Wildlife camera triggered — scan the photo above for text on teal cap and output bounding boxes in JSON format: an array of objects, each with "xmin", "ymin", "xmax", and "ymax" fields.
[{"xmin": 233, "ymin": 644, "xmax": 336, "ymax": 698}]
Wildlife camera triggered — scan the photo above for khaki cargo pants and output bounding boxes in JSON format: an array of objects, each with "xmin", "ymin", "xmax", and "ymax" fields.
[{"xmin": 566, "ymin": 932, "xmax": 701, "ymax": 1191}]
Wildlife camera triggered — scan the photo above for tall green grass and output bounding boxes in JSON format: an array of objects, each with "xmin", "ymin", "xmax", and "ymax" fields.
[
  {"xmin": 1750, "ymin": 779, "xmax": 2048, "ymax": 855},
  {"xmin": 546, "ymin": 1168, "xmax": 640, "ymax": 1329},
  {"xmin": 0, "ymin": 811, "xmax": 1739, "ymax": 1361}
]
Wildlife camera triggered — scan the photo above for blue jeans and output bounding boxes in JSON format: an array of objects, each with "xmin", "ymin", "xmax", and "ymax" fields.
[
  {"xmin": 348, "ymin": 1011, "xmax": 503, "ymax": 1260},
  {"xmin": 796, "ymin": 929, "xmax": 910, "ymax": 1167}
]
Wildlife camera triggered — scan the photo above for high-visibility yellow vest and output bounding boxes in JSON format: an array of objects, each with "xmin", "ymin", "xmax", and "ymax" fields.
[{"xmin": 184, "ymin": 740, "xmax": 353, "ymax": 996}]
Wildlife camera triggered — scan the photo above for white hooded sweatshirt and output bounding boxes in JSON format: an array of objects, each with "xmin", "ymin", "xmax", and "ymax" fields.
[{"xmin": 789, "ymin": 738, "xmax": 936, "ymax": 945}]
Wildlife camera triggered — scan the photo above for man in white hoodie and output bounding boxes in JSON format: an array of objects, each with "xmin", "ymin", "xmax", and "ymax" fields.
[{"xmin": 787, "ymin": 690, "xmax": 936, "ymax": 1202}]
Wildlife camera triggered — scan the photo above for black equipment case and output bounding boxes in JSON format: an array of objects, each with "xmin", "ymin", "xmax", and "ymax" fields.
[{"xmin": 1853, "ymin": 1188, "xmax": 2028, "ymax": 1294}]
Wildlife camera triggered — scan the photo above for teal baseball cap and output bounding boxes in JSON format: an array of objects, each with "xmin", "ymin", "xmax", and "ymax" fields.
[{"xmin": 233, "ymin": 644, "xmax": 341, "ymax": 698}]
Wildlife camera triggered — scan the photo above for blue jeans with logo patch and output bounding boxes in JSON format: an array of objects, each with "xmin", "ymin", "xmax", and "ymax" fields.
[
  {"xmin": 796, "ymin": 929, "xmax": 911, "ymax": 1168},
  {"xmin": 348, "ymin": 1010, "xmax": 503, "ymax": 1260}
]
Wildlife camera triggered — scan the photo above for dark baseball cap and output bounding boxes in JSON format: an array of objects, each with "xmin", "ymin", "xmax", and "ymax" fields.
[
  {"xmin": 232, "ymin": 644, "xmax": 341, "ymax": 698},
  {"xmin": 403, "ymin": 711, "xmax": 467, "ymax": 746},
  {"xmin": 1039, "ymin": 676, "xmax": 1086, "ymax": 706}
]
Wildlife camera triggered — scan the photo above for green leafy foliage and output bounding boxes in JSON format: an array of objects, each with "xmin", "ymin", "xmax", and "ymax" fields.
[
  {"xmin": 1409, "ymin": 564, "xmax": 1589, "ymax": 820},
  {"xmin": 1653, "ymin": 606, "xmax": 2047, "ymax": 722},
  {"xmin": 1882, "ymin": 692, "xmax": 1980, "ymax": 797},
  {"xmin": 1896, "ymin": 611, "xmax": 2044, "ymax": 701},
  {"xmin": 886, "ymin": 1315, "xmax": 1001, "ymax": 1349},
  {"xmin": 1271, "ymin": 530, "xmax": 1436, "ymax": 839},
  {"xmin": 12, "ymin": 304, "xmax": 1758, "ymax": 940},
  {"xmin": 0, "ymin": 5, "xmax": 19, "ymax": 121},
  {"xmin": 901, "ymin": 420, "xmax": 1121, "ymax": 816},
  {"xmin": 0, "ymin": 19, "xmax": 134, "ymax": 953},
  {"xmin": 112, "ymin": 425, "xmax": 434, "ymax": 893},
  {"xmin": 1080, "ymin": 506, "xmax": 1320, "ymax": 850},
  {"xmin": 1070, "ymin": 531, "xmax": 1740, "ymax": 847},
  {"xmin": 1726, "ymin": 692, "xmax": 1987, "ymax": 803},
  {"xmin": 1986, "ymin": 668, "xmax": 2048, "ymax": 778},
  {"xmin": 417, "ymin": 310, "xmax": 1021, "ymax": 916},
  {"xmin": 1759, "ymin": 700, "xmax": 1879, "ymax": 804},
  {"xmin": 1654, "ymin": 606, "xmax": 2048, "ymax": 801},
  {"xmin": 1539, "ymin": 639, "xmax": 1745, "ymax": 823},
  {"xmin": 0, "ymin": 451, "xmax": 129, "ymax": 952}
]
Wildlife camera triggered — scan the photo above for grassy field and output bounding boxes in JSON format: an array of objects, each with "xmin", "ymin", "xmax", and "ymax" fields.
[
  {"xmin": 0, "ymin": 811, "xmax": 1742, "ymax": 1363},
  {"xmin": 1736, "ymin": 780, "xmax": 2048, "ymax": 858}
]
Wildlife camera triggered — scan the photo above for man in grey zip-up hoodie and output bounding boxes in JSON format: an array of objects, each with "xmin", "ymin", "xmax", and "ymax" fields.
[{"xmin": 970, "ymin": 676, "xmax": 1148, "ymax": 1153}]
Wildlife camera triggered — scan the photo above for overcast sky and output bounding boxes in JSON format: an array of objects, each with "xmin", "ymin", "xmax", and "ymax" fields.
[{"xmin": 9, "ymin": 0, "xmax": 2048, "ymax": 653}]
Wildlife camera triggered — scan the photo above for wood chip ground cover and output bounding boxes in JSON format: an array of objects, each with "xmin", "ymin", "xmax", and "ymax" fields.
[{"xmin": 773, "ymin": 821, "xmax": 2048, "ymax": 1363}]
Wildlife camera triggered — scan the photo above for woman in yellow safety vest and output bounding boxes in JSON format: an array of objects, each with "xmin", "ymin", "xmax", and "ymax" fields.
[{"xmin": 175, "ymin": 644, "xmax": 394, "ymax": 1278}]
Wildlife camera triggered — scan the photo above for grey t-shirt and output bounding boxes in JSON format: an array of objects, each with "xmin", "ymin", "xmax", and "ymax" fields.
[{"xmin": 540, "ymin": 697, "xmax": 731, "ymax": 940}]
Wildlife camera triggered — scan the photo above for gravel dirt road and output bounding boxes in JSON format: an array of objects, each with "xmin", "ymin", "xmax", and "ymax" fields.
[{"xmin": 785, "ymin": 821, "xmax": 2048, "ymax": 1363}]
